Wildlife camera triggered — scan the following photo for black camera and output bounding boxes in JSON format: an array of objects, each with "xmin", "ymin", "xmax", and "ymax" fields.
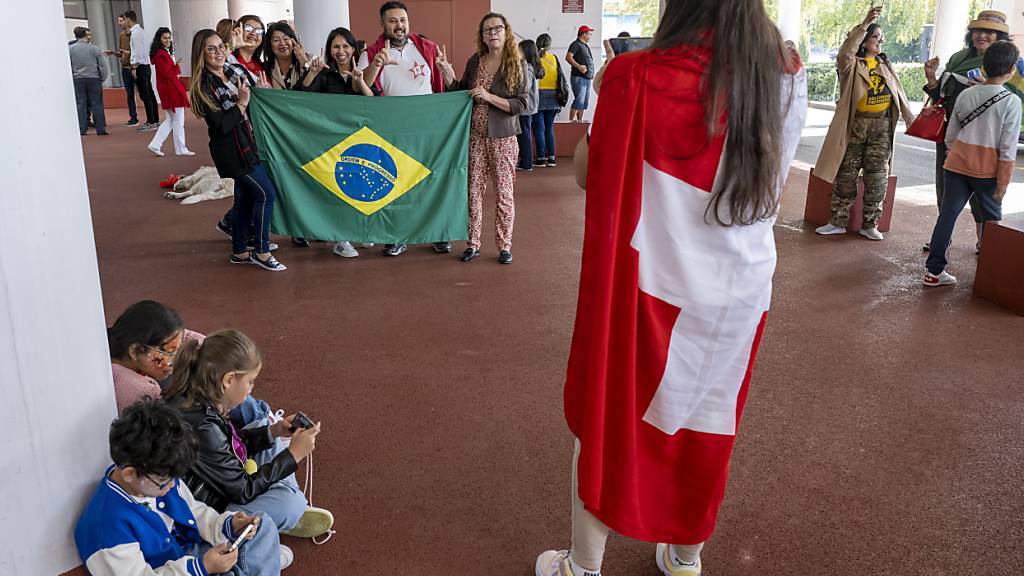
[{"xmin": 289, "ymin": 412, "xmax": 314, "ymax": 432}]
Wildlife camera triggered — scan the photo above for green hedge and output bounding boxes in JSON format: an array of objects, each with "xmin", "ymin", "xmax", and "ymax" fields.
[{"xmin": 805, "ymin": 62, "xmax": 928, "ymax": 103}]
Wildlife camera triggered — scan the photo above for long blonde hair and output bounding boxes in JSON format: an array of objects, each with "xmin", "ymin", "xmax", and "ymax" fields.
[
  {"xmin": 475, "ymin": 13, "xmax": 522, "ymax": 94},
  {"xmin": 189, "ymin": 29, "xmax": 221, "ymax": 118},
  {"xmin": 163, "ymin": 329, "xmax": 262, "ymax": 409}
]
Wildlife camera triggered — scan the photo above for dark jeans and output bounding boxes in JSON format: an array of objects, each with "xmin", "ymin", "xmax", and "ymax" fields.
[
  {"xmin": 232, "ymin": 164, "xmax": 277, "ymax": 254},
  {"xmin": 533, "ymin": 108, "xmax": 557, "ymax": 160},
  {"xmin": 135, "ymin": 64, "xmax": 159, "ymax": 124},
  {"xmin": 120, "ymin": 67, "xmax": 138, "ymax": 122},
  {"xmin": 517, "ymin": 115, "xmax": 534, "ymax": 169},
  {"xmin": 925, "ymin": 170, "xmax": 1003, "ymax": 274},
  {"xmin": 935, "ymin": 140, "xmax": 981, "ymax": 222},
  {"xmin": 73, "ymin": 77, "xmax": 106, "ymax": 134}
]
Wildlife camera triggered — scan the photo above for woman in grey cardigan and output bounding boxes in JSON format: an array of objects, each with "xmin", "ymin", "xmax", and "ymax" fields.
[{"xmin": 439, "ymin": 13, "xmax": 528, "ymax": 264}]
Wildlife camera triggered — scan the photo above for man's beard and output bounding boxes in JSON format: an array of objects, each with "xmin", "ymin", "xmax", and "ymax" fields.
[{"xmin": 387, "ymin": 31, "xmax": 408, "ymax": 47}]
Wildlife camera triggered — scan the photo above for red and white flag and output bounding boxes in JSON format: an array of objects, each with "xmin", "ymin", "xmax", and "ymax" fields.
[{"xmin": 564, "ymin": 45, "xmax": 807, "ymax": 544}]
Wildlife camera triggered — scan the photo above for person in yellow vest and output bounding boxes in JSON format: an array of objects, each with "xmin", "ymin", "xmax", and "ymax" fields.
[{"xmin": 814, "ymin": 6, "xmax": 915, "ymax": 240}]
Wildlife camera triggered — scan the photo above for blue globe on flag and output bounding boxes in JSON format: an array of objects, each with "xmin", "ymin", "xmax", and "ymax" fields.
[{"xmin": 334, "ymin": 143, "xmax": 398, "ymax": 202}]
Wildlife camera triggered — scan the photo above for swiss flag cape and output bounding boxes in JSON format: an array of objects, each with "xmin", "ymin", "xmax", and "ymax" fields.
[{"xmin": 564, "ymin": 45, "xmax": 807, "ymax": 544}]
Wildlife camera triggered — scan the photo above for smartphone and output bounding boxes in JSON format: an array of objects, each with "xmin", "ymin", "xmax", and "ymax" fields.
[
  {"xmin": 608, "ymin": 37, "xmax": 653, "ymax": 56},
  {"xmin": 225, "ymin": 520, "xmax": 256, "ymax": 553},
  {"xmin": 289, "ymin": 412, "xmax": 315, "ymax": 432}
]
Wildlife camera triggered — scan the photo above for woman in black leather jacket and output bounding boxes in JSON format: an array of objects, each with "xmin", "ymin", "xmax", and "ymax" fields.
[{"xmin": 164, "ymin": 329, "xmax": 334, "ymax": 540}]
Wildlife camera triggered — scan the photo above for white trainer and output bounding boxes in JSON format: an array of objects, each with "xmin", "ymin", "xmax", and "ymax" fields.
[
  {"xmin": 357, "ymin": 242, "xmax": 375, "ymax": 248},
  {"xmin": 655, "ymin": 543, "xmax": 702, "ymax": 576},
  {"xmin": 815, "ymin": 223, "xmax": 846, "ymax": 235},
  {"xmin": 147, "ymin": 145, "xmax": 164, "ymax": 157},
  {"xmin": 923, "ymin": 270, "xmax": 957, "ymax": 287},
  {"xmin": 176, "ymin": 149, "xmax": 196, "ymax": 156},
  {"xmin": 858, "ymin": 227, "xmax": 884, "ymax": 241},
  {"xmin": 333, "ymin": 241, "xmax": 359, "ymax": 258},
  {"xmin": 280, "ymin": 544, "xmax": 294, "ymax": 570}
]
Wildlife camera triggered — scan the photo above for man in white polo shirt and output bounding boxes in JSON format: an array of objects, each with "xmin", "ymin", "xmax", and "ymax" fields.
[
  {"xmin": 125, "ymin": 10, "xmax": 159, "ymax": 131},
  {"xmin": 359, "ymin": 0, "xmax": 453, "ymax": 257}
]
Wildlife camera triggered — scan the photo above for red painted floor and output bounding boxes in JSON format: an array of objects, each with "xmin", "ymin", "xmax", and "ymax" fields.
[{"xmin": 80, "ymin": 109, "xmax": 1024, "ymax": 575}]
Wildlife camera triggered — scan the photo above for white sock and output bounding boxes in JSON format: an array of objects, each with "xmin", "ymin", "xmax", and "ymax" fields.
[
  {"xmin": 569, "ymin": 556, "xmax": 600, "ymax": 576},
  {"xmin": 669, "ymin": 543, "xmax": 703, "ymax": 567}
]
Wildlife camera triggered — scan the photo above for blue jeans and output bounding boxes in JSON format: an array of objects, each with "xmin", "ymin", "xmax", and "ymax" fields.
[
  {"xmin": 570, "ymin": 76, "xmax": 592, "ymax": 110},
  {"xmin": 227, "ymin": 415, "xmax": 307, "ymax": 532},
  {"xmin": 517, "ymin": 115, "xmax": 534, "ymax": 169},
  {"xmin": 228, "ymin": 396, "xmax": 271, "ymax": 429},
  {"xmin": 232, "ymin": 164, "xmax": 277, "ymax": 254},
  {"xmin": 533, "ymin": 108, "xmax": 557, "ymax": 159},
  {"xmin": 121, "ymin": 67, "xmax": 138, "ymax": 122},
  {"xmin": 925, "ymin": 169, "xmax": 1003, "ymax": 274},
  {"xmin": 183, "ymin": 511, "xmax": 280, "ymax": 575}
]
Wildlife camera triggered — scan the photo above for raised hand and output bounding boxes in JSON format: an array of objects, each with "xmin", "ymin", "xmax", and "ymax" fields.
[
  {"xmin": 436, "ymin": 44, "xmax": 455, "ymax": 82},
  {"xmin": 230, "ymin": 26, "xmax": 246, "ymax": 50},
  {"xmin": 237, "ymin": 80, "xmax": 251, "ymax": 107},
  {"xmin": 863, "ymin": 6, "xmax": 882, "ymax": 27},
  {"xmin": 924, "ymin": 56, "xmax": 940, "ymax": 82},
  {"xmin": 292, "ymin": 38, "xmax": 309, "ymax": 66},
  {"xmin": 374, "ymin": 39, "xmax": 400, "ymax": 68}
]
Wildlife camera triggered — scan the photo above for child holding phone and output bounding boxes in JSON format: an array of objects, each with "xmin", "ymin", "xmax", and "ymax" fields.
[{"xmin": 75, "ymin": 398, "xmax": 286, "ymax": 575}]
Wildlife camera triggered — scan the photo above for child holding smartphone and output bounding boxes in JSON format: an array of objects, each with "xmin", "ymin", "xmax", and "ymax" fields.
[{"xmin": 75, "ymin": 398, "xmax": 287, "ymax": 575}]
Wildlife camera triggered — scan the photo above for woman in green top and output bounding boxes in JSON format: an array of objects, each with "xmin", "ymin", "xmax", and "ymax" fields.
[{"xmin": 923, "ymin": 10, "xmax": 1020, "ymax": 251}]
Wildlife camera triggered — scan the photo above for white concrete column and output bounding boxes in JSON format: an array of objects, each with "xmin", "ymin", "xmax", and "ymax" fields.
[
  {"xmin": 931, "ymin": 0, "xmax": 970, "ymax": 62},
  {"xmin": 777, "ymin": 0, "xmax": 802, "ymax": 44},
  {"xmin": 85, "ymin": 0, "xmax": 117, "ymax": 86},
  {"xmin": 293, "ymin": 0, "xmax": 349, "ymax": 48},
  {"xmin": 0, "ymin": 0, "xmax": 116, "ymax": 574},
  {"xmin": 170, "ymin": 0, "xmax": 230, "ymax": 78},
  {"xmin": 229, "ymin": 0, "xmax": 292, "ymax": 22},
  {"xmin": 141, "ymin": 0, "xmax": 173, "ymax": 34}
]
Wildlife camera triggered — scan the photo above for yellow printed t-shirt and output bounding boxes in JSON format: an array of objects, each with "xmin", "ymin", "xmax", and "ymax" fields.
[
  {"xmin": 538, "ymin": 52, "xmax": 558, "ymax": 90},
  {"xmin": 857, "ymin": 57, "xmax": 892, "ymax": 113}
]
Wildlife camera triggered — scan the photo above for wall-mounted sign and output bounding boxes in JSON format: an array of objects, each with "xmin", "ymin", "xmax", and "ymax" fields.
[{"xmin": 562, "ymin": 0, "xmax": 584, "ymax": 14}]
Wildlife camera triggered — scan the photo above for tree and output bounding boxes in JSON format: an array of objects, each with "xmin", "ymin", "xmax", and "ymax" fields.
[{"xmin": 618, "ymin": 0, "xmax": 660, "ymax": 36}]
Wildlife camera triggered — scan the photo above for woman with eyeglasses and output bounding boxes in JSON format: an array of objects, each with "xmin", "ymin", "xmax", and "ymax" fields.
[
  {"xmin": 146, "ymin": 27, "xmax": 193, "ymax": 157},
  {"xmin": 190, "ymin": 28, "xmax": 286, "ymax": 271},
  {"xmin": 233, "ymin": 14, "xmax": 267, "ymax": 84},
  {"xmin": 108, "ymin": 300, "xmax": 202, "ymax": 414},
  {"xmin": 813, "ymin": 5, "xmax": 914, "ymax": 241},
  {"xmin": 437, "ymin": 13, "xmax": 528, "ymax": 264}
]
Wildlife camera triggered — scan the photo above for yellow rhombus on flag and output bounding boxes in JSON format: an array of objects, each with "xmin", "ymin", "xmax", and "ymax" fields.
[{"xmin": 301, "ymin": 126, "xmax": 431, "ymax": 216}]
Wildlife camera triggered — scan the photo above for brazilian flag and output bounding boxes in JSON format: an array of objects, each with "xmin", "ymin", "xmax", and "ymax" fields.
[{"xmin": 248, "ymin": 89, "xmax": 472, "ymax": 244}]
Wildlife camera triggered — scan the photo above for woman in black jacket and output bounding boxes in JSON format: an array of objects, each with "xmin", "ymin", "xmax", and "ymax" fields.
[
  {"xmin": 188, "ymin": 28, "xmax": 286, "ymax": 272},
  {"xmin": 299, "ymin": 27, "xmax": 374, "ymax": 96},
  {"xmin": 163, "ymin": 329, "xmax": 334, "ymax": 541}
]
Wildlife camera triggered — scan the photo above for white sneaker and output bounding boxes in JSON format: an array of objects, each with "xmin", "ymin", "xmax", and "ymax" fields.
[
  {"xmin": 333, "ymin": 241, "xmax": 359, "ymax": 258},
  {"xmin": 357, "ymin": 242, "xmax": 375, "ymax": 248},
  {"xmin": 858, "ymin": 227, "xmax": 884, "ymax": 241},
  {"xmin": 923, "ymin": 270, "xmax": 957, "ymax": 287},
  {"xmin": 536, "ymin": 550, "xmax": 574, "ymax": 576},
  {"xmin": 147, "ymin": 145, "xmax": 164, "ymax": 157},
  {"xmin": 815, "ymin": 223, "xmax": 846, "ymax": 235},
  {"xmin": 176, "ymin": 149, "xmax": 196, "ymax": 156},
  {"xmin": 279, "ymin": 544, "xmax": 294, "ymax": 570},
  {"xmin": 655, "ymin": 543, "xmax": 701, "ymax": 576}
]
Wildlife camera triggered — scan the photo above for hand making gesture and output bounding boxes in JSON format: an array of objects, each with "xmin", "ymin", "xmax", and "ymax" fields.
[
  {"xmin": 290, "ymin": 37, "xmax": 310, "ymax": 67},
  {"xmin": 373, "ymin": 39, "xmax": 401, "ymax": 68},
  {"xmin": 436, "ymin": 44, "xmax": 455, "ymax": 84}
]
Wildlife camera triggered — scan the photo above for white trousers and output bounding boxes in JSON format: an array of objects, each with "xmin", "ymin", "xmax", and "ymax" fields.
[{"xmin": 149, "ymin": 107, "xmax": 188, "ymax": 154}]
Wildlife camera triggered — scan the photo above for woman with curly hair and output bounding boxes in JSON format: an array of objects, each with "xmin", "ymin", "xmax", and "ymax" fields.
[{"xmin": 438, "ymin": 13, "xmax": 528, "ymax": 264}]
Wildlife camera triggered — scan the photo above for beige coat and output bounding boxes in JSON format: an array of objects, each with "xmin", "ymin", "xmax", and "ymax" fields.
[{"xmin": 814, "ymin": 24, "xmax": 916, "ymax": 184}]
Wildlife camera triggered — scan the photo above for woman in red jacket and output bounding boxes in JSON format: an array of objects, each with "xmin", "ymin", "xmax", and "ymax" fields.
[{"xmin": 147, "ymin": 27, "xmax": 193, "ymax": 156}]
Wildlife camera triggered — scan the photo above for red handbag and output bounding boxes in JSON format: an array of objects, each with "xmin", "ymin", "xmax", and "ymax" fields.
[{"xmin": 906, "ymin": 98, "xmax": 946, "ymax": 142}]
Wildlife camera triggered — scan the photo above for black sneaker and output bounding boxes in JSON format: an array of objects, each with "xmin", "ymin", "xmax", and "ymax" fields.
[
  {"xmin": 432, "ymin": 241, "xmax": 452, "ymax": 254},
  {"xmin": 498, "ymin": 250, "xmax": 513, "ymax": 264},
  {"xmin": 460, "ymin": 247, "xmax": 480, "ymax": 262},
  {"xmin": 547, "ymin": 156, "xmax": 557, "ymax": 167},
  {"xmin": 216, "ymin": 220, "xmax": 233, "ymax": 238},
  {"xmin": 922, "ymin": 242, "xmax": 930, "ymax": 252},
  {"xmin": 252, "ymin": 254, "xmax": 287, "ymax": 272},
  {"xmin": 124, "ymin": 119, "xmax": 139, "ymax": 126},
  {"xmin": 229, "ymin": 254, "xmax": 252, "ymax": 265},
  {"xmin": 383, "ymin": 243, "xmax": 407, "ymax": 256},
  {"xmin": 535, "ymin": 158, "xmax": 547, "ymax": 167},
  {"xmin": 292, "ymin": 237, "xmax": 310, "ymax": 248}
]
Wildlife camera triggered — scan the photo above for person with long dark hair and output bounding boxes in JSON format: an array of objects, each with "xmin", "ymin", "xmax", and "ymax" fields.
[
  {"xmin": 189, "ymin": 29, "xmax": 286, "ymax": 272},
  {"xmin": 437, "ymin": 13, "xmax": 528, "ymax": 264},
  {"xmin": 517, "ymin": 39, "xmax": 543, "ymax": 171},
  {"xmin": 261, "ymin": 21, "xmax": 309, "ymax": 90},
  {"xmin": 536, "ymin": 0, "xmax": 807, "ymax": 574},
  {"xmin": 146, "ymin": 27, "xmax": 193, "ymax": 157},
  {"xmin": 233, "ymin": 14, "xmax": 267, "ymax": 83},
  {"xmin": 301, "ymin": 27, "xmax": 374, "ymax": 96},
  {"xmin": 533, "ymin": 33, "xmax": 563, "ymax": 167},
  {"xmin": 813, "ymin": 6, "xmax": 914, "ymax": 240},
  {"xmin": 922, "ymin": 9, "xmax": 1020, "ymax": 252}
]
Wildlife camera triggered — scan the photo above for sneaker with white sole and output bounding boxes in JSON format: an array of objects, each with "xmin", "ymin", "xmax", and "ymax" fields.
[
  {"xmin": 333, "ymin": 241, "xmax": 359, "ymax": 258},
  {"xmin": 655, "ymin": 544, "xmax": 701, "ymax": 576},
  {"xmin": 279, "ymin": 544, "xmax": 294, "ymax": 570},
  {"xmin": 281, "ymin": 506, "xmax": 334, "ymax": 539},
  {"xmin": 535, "ymin": 550, "xmax": 601, "ymax": 576},
  {"xmin": 383, "ymin": 243, "xmax": 407, "ymax": 256},
  {"xmin": 357, "ymin": 242, "xmax": 375, "ymax": 248},
  {"xmin": 251, "ymin": 254, "xmax": 287, "ymax": 272},
  {"xmin": 176, "ymin": 149, "xmax": 196, "ymax": 156},
  {"xmin": 923, "ymin": 270, "xmax": 956, "ymax": 287},
  {"xmin": 815, "ymin": 223, "xmax": 847, "ymax": 235},
  {"xmin": 858, "ymin": 227, "xmax": 884, "ymax": 241},
  {"xmin": 147, "ymin": 145, "xmax": 164, "ymax": 157}
]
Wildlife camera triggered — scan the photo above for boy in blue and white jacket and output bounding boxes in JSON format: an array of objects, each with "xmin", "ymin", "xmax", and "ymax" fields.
[{"xmin": 75, "ymin": 398, "xmax": 287, "ymax": 575}]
